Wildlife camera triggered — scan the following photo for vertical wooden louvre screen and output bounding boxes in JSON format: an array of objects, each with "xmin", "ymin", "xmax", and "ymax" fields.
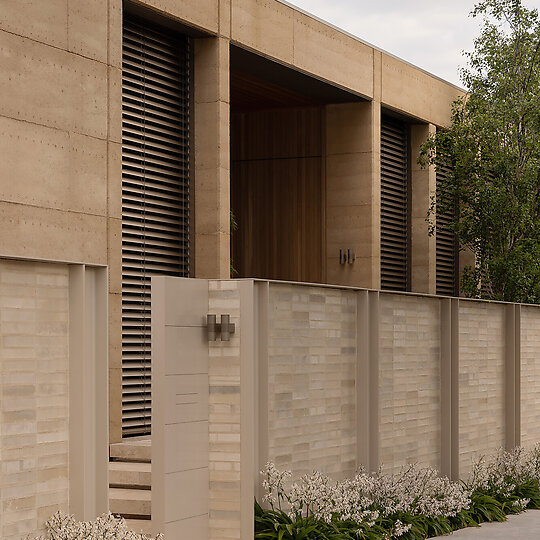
[
  {"xmin": 121, "ymin": 17, "xmax": 190, "ymax": 437},
  {"xmin": 436, "ymin": 163, "xmax": 458, "ymax": 295},
  {"xmin": 380, "ymin": 116, "xmax": 409, "ymax": 291}
]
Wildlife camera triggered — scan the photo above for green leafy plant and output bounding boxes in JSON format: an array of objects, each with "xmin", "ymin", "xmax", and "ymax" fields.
[
  {"xmin": 256, "ymin": 445, "xmax": 540, "ymax": 539},
  {"xmin": 419, "ymin": 0, "xmax": 540, "ymax": 302}
]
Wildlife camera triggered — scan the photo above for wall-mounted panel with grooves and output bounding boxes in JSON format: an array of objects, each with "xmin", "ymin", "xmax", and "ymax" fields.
[
  {"xmin": 436, "ymin": 162, "xmax": 458, "ymax": 296},
  {"xmin": 121, "ymin": 16, "xmax": 190, "ymax": 437},
  {"xmin": 381, "ymin": 116, "xmax": 409, "ymax": 291}
]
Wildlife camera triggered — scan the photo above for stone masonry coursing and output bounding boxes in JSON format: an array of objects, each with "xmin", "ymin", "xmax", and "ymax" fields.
[
  {"xmin": 379, "ymin": 294, "xmax": 441, "ymax": 473},
  {"xmin": 520, "ymin": 306, "xmax": 540, "ymax": 450},
  {"xmin": 267, "ymin": 284, "xmax": 357, "ymax": 480},
  {"xmin": 458, "ymin": 302, "xmax": 505, "ymax": 476},
  {"xmin": 208, "ymin": 280, "xmax": 242, "ymax": 540},
  {"xmin": 0, "ymin": 261, "xmax": 69, "ymax": 540}
]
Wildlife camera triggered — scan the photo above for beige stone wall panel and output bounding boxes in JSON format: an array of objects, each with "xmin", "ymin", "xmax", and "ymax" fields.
[
  {"xmin": 410, "ymin": 123, "xmax": 436, "ymax": 294},
  {"xmin": 292, "ymin": 13, "xmax": 373, "ymax": 98},
  {"xmin": 379, "ymin": 294, "xmax": 441, "ymax": 472},
  {"xmin": 520, "ymin": 306, "xmax": 540, "ymax": 449},
  {"xmin": 107, "ymin": 218, "xmax": 122, "ymax": 294},
  {"xmin": 0, "ymin": 0, "xmax": 68, "ymax": 49},
  {"xmin": 382, "ymin": 54, "xmax": 462, "ymax": 126},
  {"xmin": 0, "ymin": 117, "xmax": 107, "ymax": 216},
  {"xmin": 266, "ymin": 283, "xmax": 357, "ymax": 480},
  {"xmin": 208, "ymin": 280, "xmax": 242, "ymax": 539},
  {"xmin": 0, "ymin": 202, "xmax": 107, "ymax": 265},
  {"xmin": 458, "ymin": 302, "xmax": 505, "ymax": 476},
  {"xmin": 0, "ymin": 261, "xmax": 70, "ymax": 540},
  {"xmin": 107, "ymin": 141, "xmax": 122, "ymax": 219},
  {"xmin": 0, "ymin": 31, "xmax": 107, "ymax": 139},
  {"xmin": 68, "ymin": 0, "xmax": 108, "ymax": 63},
  {"xmin": 108, "ymin": 292, "xmax": 122, "ymax": 443},
  {"xmin": 108, "ymin": 0, "xmax": 122, "ymax": 68},
  {"xmin": 231, "ymin": 0, "xmax": 294, "ymax": 64},
  {"xmin": 134, "ymin": 0, "xmax": 219, "ymax": 34},
  {"xmin": 325, "ymin": 102, "xmax": 381, "ymax": 289},
  {"xmin": 107, "ymin": 66, "xmax": 122, "ymax": 143}
]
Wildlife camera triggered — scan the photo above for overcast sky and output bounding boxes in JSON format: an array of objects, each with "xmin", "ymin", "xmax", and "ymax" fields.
[{"xmin": 285, "ymin": 0, "xmax": 488, "ymax": 87}]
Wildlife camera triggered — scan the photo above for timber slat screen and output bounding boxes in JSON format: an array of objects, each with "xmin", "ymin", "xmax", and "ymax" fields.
[
  {"xmin": 436, "ymin": 162, "xmax": 458, "ymax": 295},
  {"xmin": 121, "ymin": 17, "xmax": 190, "ymax": 436},
  {"xmin": 380, "ymin": 116, "xmax": 409, "ymax": 291}
]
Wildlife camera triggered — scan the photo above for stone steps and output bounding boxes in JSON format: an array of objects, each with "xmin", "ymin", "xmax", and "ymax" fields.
[
  {"xmin": 109, "ymin": 461, "xmax": 151, "ymax": 489},
  {"xmin": 109, "ymin": 487, "xmax": 151, "ymax": 519},
  {"xmin": 109, "ymin": 437, "xmax": 152, "ymax": 525},
  {"xmin": 110, "ymin": 437, "xmax": 151, "ymax": 463}
]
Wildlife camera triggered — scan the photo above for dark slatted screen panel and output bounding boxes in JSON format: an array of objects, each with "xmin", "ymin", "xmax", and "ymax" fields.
[
  {"xmin": 121, "ymin": 17, "xmax": 190, "ymax": 437},
  {"xmin": 436, "ymin": 163, "xmax": 458, "ymax": 295},
  {"xmin": 380, "ymin": 117, "xmax": 409, "ymax": 291}
]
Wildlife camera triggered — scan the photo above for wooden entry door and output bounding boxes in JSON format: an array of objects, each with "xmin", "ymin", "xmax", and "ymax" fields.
[{"xmin": 231, "ymin": 107, "xmax": 325, "ymax": 284}]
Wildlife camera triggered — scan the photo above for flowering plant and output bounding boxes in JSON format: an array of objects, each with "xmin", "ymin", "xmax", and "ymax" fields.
[
  {"xmin": 30, "ymin": 511, "xmax": 162, "ymax": 540},
  {"xmin": 256, "ymin": 445, "xmax": 540, "ymax": 540}
]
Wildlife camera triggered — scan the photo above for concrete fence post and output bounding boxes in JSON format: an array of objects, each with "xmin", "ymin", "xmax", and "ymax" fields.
[
  {"xmin": 357, "ymin": 290, "xmax": 370, "ymax": 470},
  {"xmin": 450, "ymin": 298, "xmax": 460, "ymax": 480},
  {"xmin": 68, "ymin": 265, "xmax": 109, "ymax": 520},
  {"xmin": 369, "ymin": 291, "xmax": 380, "ymax": 473},
  {"xmin": 440, "ymin": 297, "xmax": 460, "ymax": 480},
  {"xmin": 440, "ymin": 298, "xmax": 452, "ymax": 478},
  {"xmin": 505, "ymin": 303, "xmax": 521, "ymax": 449},
  {"xmin": 255, "ymin": 281, "xmax": 269, "ymax": 503}
]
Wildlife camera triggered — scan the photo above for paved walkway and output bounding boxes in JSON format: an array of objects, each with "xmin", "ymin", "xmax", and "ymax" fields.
[{"xmin": 434, "ymin": 510, "xmax": 540, "ymax": 538}]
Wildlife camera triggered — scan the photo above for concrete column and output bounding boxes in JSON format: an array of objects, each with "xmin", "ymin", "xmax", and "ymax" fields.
[
  {"xmin": 325, "ymin": 100, "xmax": 381, "ymax": 288},
  {"xmin": 69, "ymin": 265, "xmax": 109, "ymax": 520},
  {"xmin": 410, "ymin": 123, "xmax": 436, "ymax": 294},
  {"xmin": 194, "ymin": 37, "xmax": 230, "ymax": 278},
  {"xmin": 505, "ymin": 304, "xmax": 521, "ymax": 449},
  {"xmin": 440, "ymin": 297, "xmax": 460, "ymax": 480}
]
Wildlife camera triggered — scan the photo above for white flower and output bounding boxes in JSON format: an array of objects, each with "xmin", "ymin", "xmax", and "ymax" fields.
[{"xmin": 29, "ymin": 511, "xmax": 163, "ymax": 540}]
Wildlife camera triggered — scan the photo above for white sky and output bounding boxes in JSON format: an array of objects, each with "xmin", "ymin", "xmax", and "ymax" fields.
[{"xmin": 284, "ymin": 0, "xmax": 488, "ymax": 87}]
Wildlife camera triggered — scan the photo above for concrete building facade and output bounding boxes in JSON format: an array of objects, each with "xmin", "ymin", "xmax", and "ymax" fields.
[
  {"xmin": 0, "ymin": 1, "xmax": 493, "ymax": 536},
  {"xmin": 0, "ymin": 0, "xmax": 464, "ymax": 445}
]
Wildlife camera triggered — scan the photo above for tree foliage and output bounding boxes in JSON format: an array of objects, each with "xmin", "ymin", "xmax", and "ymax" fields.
[{"xmin": 419, "ymin": 0, "xmax": 540, "ymax": 302}]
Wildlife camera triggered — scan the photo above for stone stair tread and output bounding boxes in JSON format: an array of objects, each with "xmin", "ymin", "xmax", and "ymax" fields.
[
  {"xmin": 110, "ymin": 437, "xmax": 152, "ymax": 463},
  {"xmin": 110, "ymin": 461, "xmax": 151, "ymax": 472},
  {"xmin": 109, "ymin": 487, "xmax": 151, "ymax": 518},
  {"xmin": 109, "ymin": 461, "xmax": 151, "ymax": 489},
  {"xmin": 110, "ymin": 487, "xmax": 151, "ymax": 501}
]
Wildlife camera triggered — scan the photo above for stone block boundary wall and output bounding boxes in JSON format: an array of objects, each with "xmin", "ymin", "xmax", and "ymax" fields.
[
  {"xmin": 0, "ymin": 259, "xmax": 108, "ymax": 540},
  {"xmin": 153, "ymin": 277, "xmax": 540, "ymax": 540}
]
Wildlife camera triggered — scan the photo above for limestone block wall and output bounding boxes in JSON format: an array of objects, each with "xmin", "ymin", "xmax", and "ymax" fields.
[
  {"xmin": 208, "ymin": 280, "xmax": 243, "ymax": 540},
  {"xmin": 0, "ymin": 260, "xmax": 69, "ymax": 540},
  {"xmin": 266, "ymin": 283, "xmax": 357, "ymax": 480},
  {"xmin": 458, "ymin": 302, "xmax": 505, "ymax": 476},
  {"xmin": 379, "ymin": 294, "xmax": 441, "ymax": 473},
  {"xmin": 520, "ymin": 306, "xmax": 540, "ymax": 449}
]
